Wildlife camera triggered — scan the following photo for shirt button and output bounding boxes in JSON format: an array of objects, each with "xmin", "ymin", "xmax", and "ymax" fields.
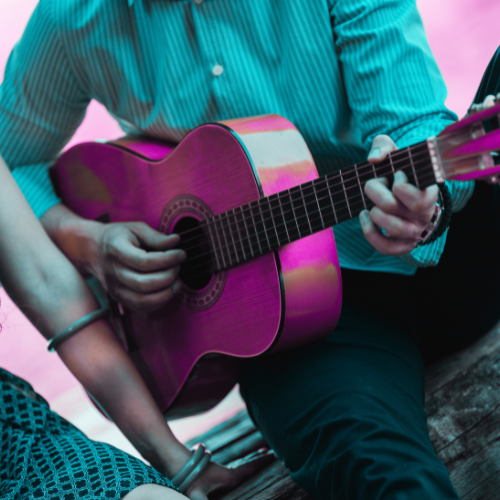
[
  {"xmin": 212, "ymin": 64, "xmax": 224, "ymax": 77},
  {"xmin": 194, "ymin": 0, "xmax": 203, "ymax": 5}
]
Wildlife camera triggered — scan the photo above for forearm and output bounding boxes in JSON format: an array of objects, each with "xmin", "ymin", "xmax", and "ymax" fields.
[
  {"xmin": 0, "ymin": 160, "xmax": 189, "ymax": 474},
  {"xmin": 56, "ymin": 320, "xmax": 190, "ymax": 476},
  {"xmin": 41, "ymin": 203, "xmax": 105, "ymax": 276}
]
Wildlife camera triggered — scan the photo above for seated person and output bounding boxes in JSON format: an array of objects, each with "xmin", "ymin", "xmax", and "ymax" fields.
[
  {"xmin": 1, "ymin": 0, "xmax": 499, "ymax": 498},
  {"xmin": 0, "ymin": 155, "xmax": 267, "ymax": 500}
]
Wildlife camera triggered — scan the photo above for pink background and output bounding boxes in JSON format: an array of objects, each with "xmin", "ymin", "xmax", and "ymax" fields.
[{"xmin": 0, "ymin": 0, "xmax": 499, "ymax": 441}]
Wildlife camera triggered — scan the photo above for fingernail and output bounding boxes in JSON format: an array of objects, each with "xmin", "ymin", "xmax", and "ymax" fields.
[
  {"xmin": 178, "ymin": 250, "xmax": 187, "ymax": 262},
  {"xmin": 173, "ymin": 281, "xmax": 182, "ymax": 293},
  {"xmin": 359, "ymin": 210, "xmax": 370, "ymax": 224},
  {"xmin": 368, "ymin": 148, "xmax": 381, "ymax": 160},
  {"xmin": 394, "ymin": 170, "xmax": 405, "ymax": 182}
]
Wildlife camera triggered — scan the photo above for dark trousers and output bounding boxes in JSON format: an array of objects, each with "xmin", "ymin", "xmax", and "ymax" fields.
[
  {"xmin": 240, "ymin": 180, "xmax": 500, "ymax": 500},
  {"xmin": 239, "ymin": 47, "xmax": 500, "ymax": 500}
]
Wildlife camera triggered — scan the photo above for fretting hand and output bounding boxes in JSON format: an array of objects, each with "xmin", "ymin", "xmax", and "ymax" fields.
[{"xmin": 359, "ymin": 134, "xmax": 439, "ymax": 255}]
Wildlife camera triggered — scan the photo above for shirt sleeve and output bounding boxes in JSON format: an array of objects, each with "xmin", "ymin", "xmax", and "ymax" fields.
[
  {"xmin": 329, "ymin": 0, "xmax": 475, "ymax": 267},
  {"xmin": 0, "ymin": 0, "xmax": 90, "ymax": 218}
]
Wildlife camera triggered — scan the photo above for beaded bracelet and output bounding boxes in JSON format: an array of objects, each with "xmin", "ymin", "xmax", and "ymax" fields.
[
  {"xmin": 417, "ymin": 182, "xmax": 452, "ymax": 246},
  {"xmin": 46, "ymin": 307, "xmax": 110, "ymax": 352}
]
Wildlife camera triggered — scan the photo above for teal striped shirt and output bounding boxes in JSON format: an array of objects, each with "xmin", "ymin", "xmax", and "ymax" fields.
[{"xmin": 0, "ymin": 0, "xmax": 474, "ymax": 274}]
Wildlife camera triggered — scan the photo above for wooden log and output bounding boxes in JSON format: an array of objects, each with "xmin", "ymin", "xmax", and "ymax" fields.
[
  {"xmin": 425, "ymin": 324, "xmax": 500, "ymax": 499},
  {"xmin": 188, "ymin": 324, "xmax": 500, "ymax": 499}
]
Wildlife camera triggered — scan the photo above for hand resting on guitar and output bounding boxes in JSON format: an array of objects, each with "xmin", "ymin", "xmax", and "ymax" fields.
[{"xmin": 41, "ymin": 204, "xmax": 187, "ymax": 313}]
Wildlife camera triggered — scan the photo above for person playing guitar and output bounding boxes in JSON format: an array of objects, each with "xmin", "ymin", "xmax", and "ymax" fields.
[{"xmin": 0, "ymin": 0, "xmax": 497, "ymax": 498}]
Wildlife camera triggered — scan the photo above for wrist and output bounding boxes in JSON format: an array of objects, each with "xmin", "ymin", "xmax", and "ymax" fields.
[
  {"xmin": 41, "ymin": 204, "xmax": 105, "ymax": 275},
  {"xmin": 417, "ymin": 183, "xmax": 452, "ymax": 246},
  {"xmin": 147, "ymin": 441, "xmax": 192, "ymax": 478}
]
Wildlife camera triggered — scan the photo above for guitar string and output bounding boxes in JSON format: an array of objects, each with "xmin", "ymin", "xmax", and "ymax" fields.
[
  {"xmin": 179, "ymin": 159, "xmax": 435, "ymax": 265},
  {"xmin": 175, "ymin": 145, "xmax": 430, "ymax": 249},
  {"xmin": 179, "ymin": 181, "xmax": 435, "ymax": 283},
  {"xmin": 180, "ymin": 169, "xmax": 440, "ymax": 282},
  {"xmin": 178, "ymin": 161, "xmax": 437, "ymax": 275},
  {"xmin": 179, "ymin": 168, "xmax": 439, "ymax": 280},
  {"xmin": 172, "ymin": 143, "xmax": 429, "ymax": 245},
  {"xmin": 175, "ymin": 149, "xmax": 432, "ymax": 254}
]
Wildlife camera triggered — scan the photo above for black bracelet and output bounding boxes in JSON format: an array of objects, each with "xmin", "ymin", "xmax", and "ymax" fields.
[
  {"xmin": 418, "ymin": 182, "xmax": 452, "ymax": 246},
  {"xmin": 46, "ymin": 307, "xmax": 110, "ymax": 352}
]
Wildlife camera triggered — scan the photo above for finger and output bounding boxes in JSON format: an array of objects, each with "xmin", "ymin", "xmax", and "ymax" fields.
[
  {"xmin": 359, "ymin": 210, "xmax": 417, "ymax": 255},
  {"xmin": 392, "ymin": 170, "xmax": 438, "ymax": 215},
  {"xmin": 113, "ymin": 279, "xmax": 182, "ymax": 313},
  {"xmin": 367, "ymin": 134, "xmax": 398, "ymax": 163},
  {"xmin": 130, "ymin": 223, "xmax": 181, "ymax": 251},
  {"xmin": 369, "ymin": 207, "xmax": 421, "ymax": 240},
  {"xmin": 115, "ymin": 244, "xmax": 187, "ymax": 273},
  {"xmin": 364, "ymin": 177, "xmax": 402, "ymax": 215},
  {"xmin": 116, "ymin": 265, "xmax": 181, "ymax": 294},
  {"xmin": 469, "ymin": 94, "xmax": 497, "ymax": 114}
]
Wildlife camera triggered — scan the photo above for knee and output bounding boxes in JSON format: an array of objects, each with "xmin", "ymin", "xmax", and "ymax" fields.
[
  {"xmin": 291, "ymin": 416, "xmax": 458, "ymax": 500},
  {"xmin": 123, "ymin": 484, "xmax": 186, "ymax": 500}
]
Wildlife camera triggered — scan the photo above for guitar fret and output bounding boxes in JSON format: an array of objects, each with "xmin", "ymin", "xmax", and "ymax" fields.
[
  {"xmin": 257, "ymin": 200, "xmax": 272, "ymax": 250},
  {"xmin": 408, "ymin": 148, "xmax": 419, "ymax": 188},
  {"xmin": 299, "ymin": 188, "xmax": 313, "ymax": 234},
  {"xmin": 222, "ymin": 214, "xmax": 235, "ymax": 267},
  {"xmin": 213, "ymin": 215, "xmax": 227, "ymax": 269},
  {"xmin": 239, "ymin": 206, "xmax": 254, "ymax": 257},
  {"xmin": 206, "ymin": 218, "xmax": 222, "ymax": 271},
  {"xmin": 288, "ymin": 188, "xmax": 302, "ymax": 238},
  {"xmin": 232, "ymin": 208, "xmax": 246, "ymax": 261},
  {"xmin": 326, "ymin": 177, "xmax": 338, "ymax": 225},
  {"xmin": 249, "ymin": 203, "xmax": 263, "ymax": 254},
  {"xmin": 277, "ymin": 192, "xmax": 291, "ymax": 243},
  {"xmin": 354, "ymin": 165, "xmax": 367, "ymax": 210},
  {"xmin": 226, "ymin": 212, "xmax": 240, "ymax": 264},
  {"xmin": 339, "ymin": 170, "xmax": 352, "ymax": 219},
  {"xmin": 267, "ymin": 198, "xmax": 281, "ymax": 244},
  {"xmin": 312, "ymin": 180, "xmax": 325, "ymax": 229}
]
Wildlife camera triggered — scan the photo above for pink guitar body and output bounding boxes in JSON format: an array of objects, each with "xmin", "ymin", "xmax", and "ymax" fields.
[{"xmin": 51, "ymin": 115, "xmax": 342, "ymax": 419}]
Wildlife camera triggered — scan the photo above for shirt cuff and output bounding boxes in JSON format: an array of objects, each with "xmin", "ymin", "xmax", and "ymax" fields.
[
  {"xmin": 12, "ymin": 163, "xmax": 62, "ymax": 219},
  {"xmin": 396, "ymin": 227, "xmax": 449, "ymax": 268}
]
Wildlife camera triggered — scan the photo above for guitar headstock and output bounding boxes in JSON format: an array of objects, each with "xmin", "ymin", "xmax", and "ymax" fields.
[{"xmin": 433, "ymin": 100, "xmax": 500, "ymax": 183}]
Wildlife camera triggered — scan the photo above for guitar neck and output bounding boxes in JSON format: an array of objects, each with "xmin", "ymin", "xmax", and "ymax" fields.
[{"xmin": 204, "ymin": 140, "xmax": 436, "ymax": 272}]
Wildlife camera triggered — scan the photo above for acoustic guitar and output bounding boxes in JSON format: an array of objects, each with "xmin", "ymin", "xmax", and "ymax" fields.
[{"xmin": 51, "ymin": 106, "xmax": 500, "ymax": 419}]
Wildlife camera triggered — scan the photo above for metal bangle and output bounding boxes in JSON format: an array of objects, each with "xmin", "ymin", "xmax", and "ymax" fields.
[
  {"xmin": 177, "ymin": 451, "xmax": 211, "ymax": 493},
  {"xmin": 46, "ymin": 307, "xmax": 110, "ymax": 353},
  {"xmin": 170, "ymin": 444, "xmax": 206, "ymax": 488}
]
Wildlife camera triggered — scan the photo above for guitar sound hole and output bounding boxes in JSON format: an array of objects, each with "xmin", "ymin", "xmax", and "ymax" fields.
[{"xmin": 174, "ymin": 216, "xmax": 213, "ymax": 291}]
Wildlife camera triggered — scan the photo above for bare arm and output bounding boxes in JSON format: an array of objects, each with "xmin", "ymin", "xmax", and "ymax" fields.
[
  {"xmin": 0, "ymin": 157, "xmax": 269, "ymax": 498},
  {"xmin": 41, "ymin": 204, "xmax": 186, "ymax": 313},
  {"xmin": 0, "ymin": 156, "xmax": 191, "ymax": 475}
]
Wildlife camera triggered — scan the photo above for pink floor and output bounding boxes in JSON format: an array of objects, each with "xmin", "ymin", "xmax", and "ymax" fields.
[{"xmin": 0, "ymin": 0, "xmax": 499, "ymax": 441}]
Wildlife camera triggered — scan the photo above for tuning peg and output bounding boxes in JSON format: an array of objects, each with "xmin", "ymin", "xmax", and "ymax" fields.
[
  {"xmin": 443, "ymin": 101, "xmax": 500, "ymax": 135},
  {"xmin": 443, "ymin": 128, "xmax": 500, "ymax": 159}
]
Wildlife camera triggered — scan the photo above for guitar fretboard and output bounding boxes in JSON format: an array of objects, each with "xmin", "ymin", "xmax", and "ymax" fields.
[{"xmin": 184, "ymin": 140, "xmax": 435, "ymax": 275}]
